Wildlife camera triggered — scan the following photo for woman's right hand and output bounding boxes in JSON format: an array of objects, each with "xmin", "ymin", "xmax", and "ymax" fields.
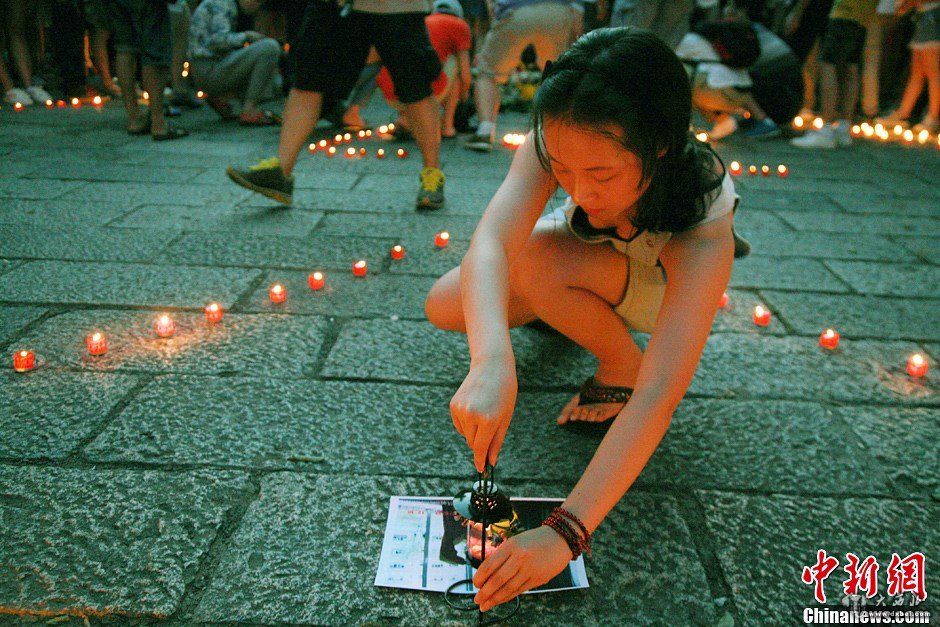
[{"xmin": 450, "ymin": 359, "xmax": 518, "ymax": 472}]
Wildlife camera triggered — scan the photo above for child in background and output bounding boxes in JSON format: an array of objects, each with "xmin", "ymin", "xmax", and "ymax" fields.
[
  {"xmin": 877, "ymin": 0, "xmax": 939, "ymax": 133},
  {"xmin": 424, "ymin": 28, "xmax": 743, "ymax": 610},
  {"xmin": 791, "ymin": 0, "xmax": 877, "ymax": 148}
]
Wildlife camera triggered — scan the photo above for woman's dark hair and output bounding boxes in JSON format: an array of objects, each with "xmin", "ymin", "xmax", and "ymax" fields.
[{"xmin": 532, "ymin": 27, "xmax": 723, "ymax": 233}]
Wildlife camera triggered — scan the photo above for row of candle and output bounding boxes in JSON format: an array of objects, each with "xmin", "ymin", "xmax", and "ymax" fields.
[
  {"xmin": 9, "ymin": 234, "xmax": 453, "ymax": 370},
  {"xmin": 729, "ymin": 161, "xmax": 788, "ymax": 177},
  {"xmin": 793, "ymin": 116, "xmax": 939, "ymax": 148},
  {"xmin": 9, "ymin": 90, "xmax": 207, "ymax": 113},
  {"xmin": 10, "ymin": 286, "xmax": 929, "ymax": 378}
]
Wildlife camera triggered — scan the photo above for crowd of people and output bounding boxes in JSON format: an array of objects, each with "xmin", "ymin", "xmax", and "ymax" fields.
[{"xmin": 2, "ymin": 0, "xmax": 937, "ymax": 205}]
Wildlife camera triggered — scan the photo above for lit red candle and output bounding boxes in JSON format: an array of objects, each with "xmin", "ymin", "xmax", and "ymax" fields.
[
  {"xmin": 86, "ymin": 332, "xmax": 108, "ymax": 356},
  {"xmin": 391, "ymin": 245, "xmax": 405, "ymax": 260},
  {"xmin": 812, "ymin": 117, "xmax": 823, "ymax": 130},
  {"xmin": 359, "ymin": 147, "xmax": 367, "ymax": 157},
  {"xmin": 729, "ymin": 161, "xmax": 742, "ymax": 176},
  {"xmin": 906, "ymin": 353, "xmax": 928, "ymax": 378},
  {"xmin": 13, "ymin": 350, "xmax": 35, "ymax": 372},
  {"xmin": 695, "ymin": 131, "xmax": 708, "ymax": 143},
  {"xmin": 376, "ymin": 148, "xmax": 386, "ymax": 159},
  {"xmin": 327, "ymin": 146, "xmax": 337, "ymax": 157},
  {"xmin": 204, "ymin": 302, "xmax": 224, "ymax": 323},
  {"xmin": 343, "ymin": 132, "xmax": 352, "ymax": 142},
  {"xmin": 748, "ymin": 165, "xmax": 758, "ymax": 176},
  {"xmin": 334, "ymin": 133, "xmax": 344, "ymax": 143},
  {"xmin": 197, "ymin": 90, "xmax": 205, "ymax": 98},
  {"xmin": 318, "ymin": 139, "xmax": 329, "ymax": 149},
  {"xmin": 307, "ymin": 143, "xmax": 317, "ymax": 153},
  {"xmin": 92, "ymin": 95, "xmax": 102, "ymax": 106},
  {"xmin": 760, "ymin": 164, "xmax": 771, "ymax": 177},
  {"xmin": 378, "ymin": 124, "xmax": 389, "ymax": 134},
  {"xmin": 56, "ymin": 99, "xmax": 66, "ymax": 108},
  {"xmin": 396, "ymin": 148, "xmax": 408, "ymax": 159},
  {"xmin": 358, "ymin": 130, "xmax": 367, "ymax": 139},
  {"xmin": 13, "ymin": 102, "xmax": 24, "ymax": 112},
  {"xmin": 71, "ymin": 97, "xmax": 81, "ymax": 108},
  {"xmin": 388, "ymin": 123, "xmax": 396, "ymax": 131},
  {"xmin": 345, "ymin": 146, "xmax": 356, "ymax": 158},
  {"xmin": 718, "ymin": 292, "xmax": 729, "ymax": 308},
  {"xmin": 752, "ymin": 305, "xmax": 771, "ymax": 327},
  {"xmin": 308, "ymin": 271, "xmax": 325, "ymax": 290},
  {"xmin": 776, "ymin": 164, "xmax": 789, "ymax": 178},
  {"xmin": 365, "ymin": 129, "xmax": 373, "ymax": 137},
  {"xmin": 269, "ymin": 284, "xmax": 286, "ymax": 303},
  {"xmin": 352, "ymin": 260, "xmax": 368, "ymax": 277},
  {"xmin": 155, "ymin": 314, "xmax": 176, "ymax": 338},
  {"xmin": 435, "ymin": 231, "xmax": 450, "ymax": 248},
  {"xmin": 45, "ymin": 99, "xmax": 53, "ymax": 108},
  {"xmin": 818, "ymin": 328, "xmax": 839, "ymax": 350}
]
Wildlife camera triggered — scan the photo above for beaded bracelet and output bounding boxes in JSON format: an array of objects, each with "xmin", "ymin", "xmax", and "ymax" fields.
[{"xmin": 541, "ymin": 507, "xmax": 592, "ymax": 559}]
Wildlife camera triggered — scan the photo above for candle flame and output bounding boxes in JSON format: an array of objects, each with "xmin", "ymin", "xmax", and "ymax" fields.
[
  {"xmin": 334, "ymin": 134, "xmax": 343, "ymax": 142},
  {"xmin": 388, "ymin": 123, "xmax": 396, "ymax": 131},
  {"xmin": 903, "ymin": 129, "xmax": 914, "ymax": 142},
  {"xmin": 911, "ymin": 354, "xmax": 924, "ymax": 366},
  {"xmin": 355, "ymin": 260, "xmax": 366, "ymax": 268},
  {"xmin": 93, "ymin": 96, "xmax": 102, "ymax": 105},
  {"xmin": 755, "ymin": 306, "xmax": 766, "ymax": 316},
  {"xmin": 378, "ymin": 125, "xmax": 389, "ymax": 134},
  {"xmin": 695, "ymin": 132, "xmax": 708, "ymax": 142},
  {"xmin": 313, "ymin": 272, "xmax": 323, "ymax": 280},
  {"xmin": 272, "ymin": 284, "xmax": 283, "ymax": 293},
  {"xmin": 918, "ymin": 130, "xmax": 929, "ymax": 144},
  {"xmin": 893, "ymin": 124, "xmax": 903, "ymax": 136},
  {"xmin": 793, "ymin": 116, "xmax": 804, "ymax": 129},
  {"xmin": 19, "ymin": 350, "xmax": 28, "ymax": 357},
  {"xmin": 812, "ymin": 117, "xmax": 823, "ymax": 130},
  {"xmin": 92, "ymin": 332, "xmax": 102, "ymax": 341},
  {"xmin": 197, "ymin": 91, "xmax": 205, "ymax": 98},
  {"xmin": 440, "ymin": 231, "xmax": 450, "ymax": 240},
  {"xmin": 777, "ymin": 164, "xmax": 787, "ymax": 175},
  {"xmin": 377, "ymin": 149, "xmax": 385, "ymax": 157}
]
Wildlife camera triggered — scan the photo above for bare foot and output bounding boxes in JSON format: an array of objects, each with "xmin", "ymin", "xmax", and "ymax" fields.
[{"xmin": 556, "ymin": 393, "xmax": 627, "ymax": 425}]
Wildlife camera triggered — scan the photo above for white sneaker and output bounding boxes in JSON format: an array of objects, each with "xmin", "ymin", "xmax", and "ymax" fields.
[
  {"xmin": 25, "ymin": 85, "xmax": 52, "ymax": 103},
  {"xmin": 834, "ymin": 120, "xmax": 853, "ymax": 147},
  {"xmin": 790, "ymin": 125, "xmax": 838, "ymax": 149},
  {"xmin": 710, "ymin": 114, "xmax": 739, "ymax": 140},
  {"xmin": 5, "ymin": 87, "xmax": 33, "ymax": 106}
]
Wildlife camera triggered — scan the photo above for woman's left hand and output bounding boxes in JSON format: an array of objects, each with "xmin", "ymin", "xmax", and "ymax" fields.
[{"xmin": 472, "ymin": 525, "xmax": 574, "ymax": 612}]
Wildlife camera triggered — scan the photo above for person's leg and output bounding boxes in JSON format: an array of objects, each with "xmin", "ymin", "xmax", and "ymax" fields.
[
  {"xmin": 277, "ymin": 89, "xmax": 324, "ymax": 176},
  {"xmin": 648, "ymin": 0, "xmax": 693, "ymax": 50},
  {"xmin": 168, "ymin": 0, "xmax": 190, "ymax": 96},
  {"xmin": 426, "ymin": 220, "xmax": 642, "ymax": 424},
  {"xmin": 204, "ymin": 39, "xmax": 281, "ymax": 115},
  {"xmin": 47, "ymin": 0, "xmax": 88, "ymax": 98},
  {"xmin": 818, "ymin": 60, "xmax": 839, "ymax": 121},
  {"xmin": 921, "ymin": 47, "xmax": 939, "ymax": 122},
  {"xmin": 406, "ymin": 96, "xmax": 441, "ymax": 169},
  {"xmin": 894, "ymin": 50, "xmax": 925, "ymax": 119},
  {"xmin": 471, "ymin": 12, "xmax": 527, "ymax": 144},
  {"xmin": 861, "ymin": 15, "xmax": 884, "ymax": 117},
  {"xmin": 5, "ymin": 0, "xmax": 34, "ymax": 87},
  {"xmin": 91, "ymin": 27, "xmax": 118, "ymax": 92},
  {"xmin": 838, "ymin": 62, "xmax": 860, "ymax": 121},
  {"xmin": 141, "ymin": 64, "xmax": 170, "ymax": 134},
  {"xmin": 441, "ymin": 81, "xmax": 459, "ymax": 137},
  {"xmin": 115, "ymin": 51, "xmax": 145, "ymax": 128}
]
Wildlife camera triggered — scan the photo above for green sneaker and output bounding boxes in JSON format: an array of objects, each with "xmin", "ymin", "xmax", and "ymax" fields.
[
  {"xmin": 416, "ymin": 166, "xmax": 445, "ymax": 210},
  {"xmin": 226, "ymin": 157, "xmax": 294, "ymax": 204}
]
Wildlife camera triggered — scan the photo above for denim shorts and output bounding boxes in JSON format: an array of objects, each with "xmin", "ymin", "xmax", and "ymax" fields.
[
  {"xmin": 819, "ymin": 18, "xmax": 866, "ymax": 65},
  {"xmin": 911, "ymin": 6, "xmax": 940, "ymax": 49}
]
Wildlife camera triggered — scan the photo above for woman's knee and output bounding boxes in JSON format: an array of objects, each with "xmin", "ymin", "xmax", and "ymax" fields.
[
  {"xmin": 255, "ymin": 37, "xmax": 282, "ymax": 59},
  {"xmin": 425, "ymin": 269, "xmax": 465, "ymax": 331}
]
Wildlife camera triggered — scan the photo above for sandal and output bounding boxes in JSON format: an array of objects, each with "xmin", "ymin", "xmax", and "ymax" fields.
[
  {"xmin": 567, "ymin": 376, "xmax": 633, "ymax": 424},
  {"xmin": 152, "ymin": 127, "xmax": 190, "ymax": 141}
]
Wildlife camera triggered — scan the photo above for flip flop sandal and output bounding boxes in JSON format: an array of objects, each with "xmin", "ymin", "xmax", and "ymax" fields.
[
  {"xmin": 573, "ymin": 376, "xmax": 633, "ymax": 423},
  {"xmin": 152, "ymin": 127, "xmax": 189, "ymax": 141},
  {"xmin": 206, "ymin": 96, "xmax": 237, "ymax": 120}
]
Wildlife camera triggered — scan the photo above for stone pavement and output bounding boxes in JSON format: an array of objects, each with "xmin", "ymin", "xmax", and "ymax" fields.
[{"xmin": 0, "ymin": 98, "xmax": 937, "ymax": 627}]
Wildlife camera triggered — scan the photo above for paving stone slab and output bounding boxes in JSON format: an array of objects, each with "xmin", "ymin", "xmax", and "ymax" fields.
[
  {"xmin": 255, "ymin": 187, "xmax": 492, "ymax": 216},
  {"xmin": 894, "ymin": 236, "xmax": 938, "ymax": 263},
  {"xmin": 829, "ymin": 192, "xmax": 940, "ymax": 216},
  {"xmin": 192, "ymin": 473, "xmax": 716, "ymax": 625},
  {"xmin": 323, "ymin": 319, "xmax": 598, "ymax": 386},
  {"xmin": 111, "ymin": 204, "xmax": 324, "ymax": 236},
  {"xmin": 0, "ymin": 178, "xmax": 86, "ymax": 200},
  {"xmin": 641, "ymin": 399, "xmax": 891, "ymax": 494},
  {"xmin": 736, "ymin": 188, "xmax": 842, "ymax": 212},
  {"xmin": 0, "ymin": 465, "xmax": 251, "ymax": 617},
  {"xmin": 15, "ymin": 310, "xmax": 330, "ymax": 377},
  {"xmin": 834, "ymin": 405, "xmax": 939, "ymax": 495},
  {"xmin": 0, "ymin": 371, "xmax": 139, "ymax": 459},
  {"xmin": 761, "ymin": 291, "xmax": 940, "ymax": 341},
  {"xmin": 733, "ymin": 208, "xmax": 797, "ymax": 234},
  {"xmin": 730, "ymin": 257, "xmax": 850, "ymax": 292},
  {"xmin": 356, "ymin": 173, "xmax": 501, "ymax": 197},
  {"xmin": 314, "ymin": 212, "xmax": 480, "ymax": 240},
  {"xmin": 30, "ymin": 162, "xmax": 202, "ymax": 184},
  {"xmin": 778, "ymin": 211, "xmax": 940, "ymax": 236},
  {"xmin": 190, "ymin": 168, "xmax": 359, "ymax": 191},
  {"xmin": 826, "ymin": 260, "xmax": 939, "ymax": 298},
  {"xmin": 745, "ymin": 229, "xmax": 910, "ymax": 262},
  {"xmin": 700, "ymin": 492, "xmax": 939, "ymax": 620},
  {"xmin": 0, "ymin": 261, "xmax": 260, "ymax": 308},
  {"xmin": 386, "ymin": 238, "xmax": 469, "ymax": 277},
  {"xmin": 0, "ymin": 305, "xmax": 46, "ymax": 344},
  {"xmin": 689, "ymin": 334, "xmax": 939, "ymax": 404},
  {"xmin": 66, "ymin": 182, "xmax": 252, "ymax": 207},
  {"xmin": 240, "ymin": 271, "xmax": 435, "ymax": 319},
  {"xmin": 0, "ymin": 199, "xmax": 135, "ymax": 227},
  {"xmin": 0, "ymin": 224, "xmax": 179, "ymax": 263},
  {"xmin": 0, "ymin": 259, "xmax": 17, "ymax": 278},
  {"xmin": 157, "ymin": 231, "xmax": 391, "ymax": 271},
  {"xmin": 735, "ymin": 177, "xmax": 886, "ymax": 195}
]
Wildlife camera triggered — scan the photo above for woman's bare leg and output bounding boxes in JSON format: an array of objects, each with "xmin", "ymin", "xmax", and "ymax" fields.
[{"xmin": 426, "ymin": 220, "xmax": 643, "ymax": 423}]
